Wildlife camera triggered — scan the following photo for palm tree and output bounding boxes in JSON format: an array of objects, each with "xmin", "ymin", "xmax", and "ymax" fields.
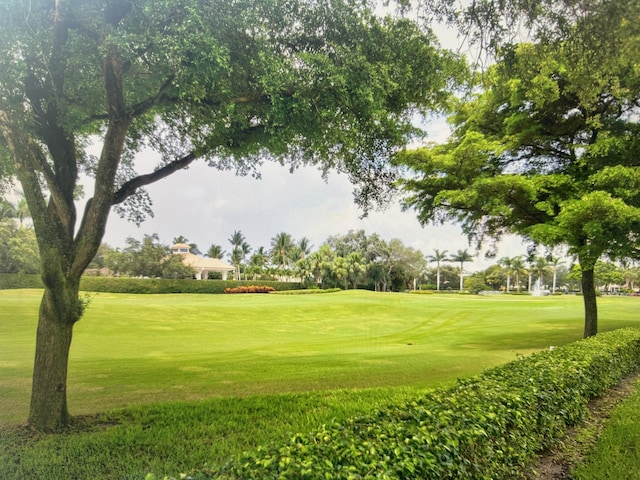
[
  {"xmin": 428, "ymin": 249, "xmax": 448, "ymax": 291},
  {"xmin": 16, "ymin": 197, "xmax": 30, "ymax": 227},
  {"xmin": 450, "ymin": 249, "xmax": 473, "ymax": 291},
  {"xmin": 549, "ymin": 255, "xmax": 565, "ymax": 293},
  {"xmin": 294, "ymin": 257, "xmax": 314, "ymax": 286},
  {"xmin": 296, "ymin": 237, "xmax": 312, "ymax": 260},
  {"xmin": 206, "ymin": 244, "xmax": 225, "ymax": 259},
  {"xmin": 228, "ymin": 230, "xmax": 246, "ymax": 280},
  {"xmin": 308, "ymin": 245, "xmax": 334, "ymax": 288},
  {"xmin": 240, "ymin": 241, "xmax": 252, "ymax": 280},
  {"xmin": 270, "ymin": 232, "xmax": 294, "ymax": 270},
  {"xmin": 531, "ymin": 256, "xmax": 551, "ymax": 291},
  {"xmin": 510, "ymin": 256, "xmax": 527, "ymax": 293},
  {"xmin": 498, "ymin": 256, "xmax": 514, "ymax": 292},
  {"xmin": 529, "ymin": 257, "xmax": 550, "ymax": 291},
  {"xmin": 332, "ymin": 256, "xmax": 348, "ymax": 289},
  {"xmin": 345, "ymin": 252, "xmax": 366, "ymax": 289},
  {"xmin": 248, "ymin": 246, "xmax": 268, "ymax": 280}
]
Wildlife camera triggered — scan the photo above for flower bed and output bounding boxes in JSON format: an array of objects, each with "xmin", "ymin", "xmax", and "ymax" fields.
[{"xmin": 223, "ymin": 285, "xmax": 276, "ymax": 294}]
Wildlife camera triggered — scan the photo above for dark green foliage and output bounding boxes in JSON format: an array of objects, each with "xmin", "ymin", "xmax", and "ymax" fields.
[
  {"xmin": 197, "ymin": 328, "xmax": 640, "ymax": 480},
  {"xmin": 0, "ymin": 273, "xmax": 42, "ymax": 289},
  {"xmin": 78, "ymin": 277, "xmax": 301, "ymax": 294},
  {"xmin": 0, "ymin": 274, "xmax": 301, "ymax": 293}
]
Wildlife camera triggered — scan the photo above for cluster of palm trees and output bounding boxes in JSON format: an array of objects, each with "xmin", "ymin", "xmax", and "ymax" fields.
[
  {"xmin": 205, "ymin": 230, "xmax": 312, "ymax": 281},
  {"xmin": 428, "ymin": 249, "xmax": 475, "ymax": 291},
  {"xmin": 495, "ymin": 255, "xmax": 564, "ymax": 293},
  {"xmin": 201, "ymin": 230, "xmax": 425, "ymax": 291},
  {"xmin": 428, "ymin": 249, "xmax": 566, "ymax": 293}
]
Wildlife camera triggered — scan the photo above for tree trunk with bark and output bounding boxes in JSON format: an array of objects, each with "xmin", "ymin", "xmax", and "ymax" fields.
[
  {"xmin": 582, "ymin": 267, "xmax": 598, "ymax": 338},
  {"xmin": 28, "ymin": 290, "xmax": 77, "ymax": 431}
]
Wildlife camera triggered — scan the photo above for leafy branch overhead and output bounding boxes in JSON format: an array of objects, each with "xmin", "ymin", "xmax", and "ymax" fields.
[{"xmin": 1, "ymin": 0, "xmax": 466, "ymax": 216}]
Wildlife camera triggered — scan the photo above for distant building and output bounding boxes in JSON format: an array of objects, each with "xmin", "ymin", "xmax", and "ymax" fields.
[{"xmin": 170, "ymin": 243, "xmax": 235, "ymax": 280}]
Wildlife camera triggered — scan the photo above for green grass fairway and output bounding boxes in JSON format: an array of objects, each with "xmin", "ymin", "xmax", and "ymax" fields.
[
  {"xmin": 573, "ymin": 379, "xmax": 640, "ymax": 480},
  {"xmin": 2, "ymin": 289, "xmax": 639, "ymax": 425}
]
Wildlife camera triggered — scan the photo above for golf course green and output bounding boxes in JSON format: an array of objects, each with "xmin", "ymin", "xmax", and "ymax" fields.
[
  {"xmin": 2, "ymin": 288, "xmax": 640, "ymax": 479},
  {"xmin": 2, "ymin": 288, "xmax": 639, "ymax": 425}
]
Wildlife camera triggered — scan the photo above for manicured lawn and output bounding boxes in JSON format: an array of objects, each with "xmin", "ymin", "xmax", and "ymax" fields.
[
  {"xmin": 573, "ymin": 379, "xmax": 640, "ymax": 480},
  {"xmin": 1, "ymin": 289, "xmax": 639, "ymax": 479}
]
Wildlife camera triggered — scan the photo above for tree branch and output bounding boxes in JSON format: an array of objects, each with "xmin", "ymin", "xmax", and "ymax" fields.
[
  {"xmin": 112, "ymin": 151, "xmax": 198, "ymax": 205},
  {"xmin": 128, "ymin": 74, "xmax": 176, "ymax": 118}
]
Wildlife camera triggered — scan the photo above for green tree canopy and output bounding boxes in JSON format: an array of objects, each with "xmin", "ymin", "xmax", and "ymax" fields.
[
  {"xmin": 397, "ymin": 34, "xmax": 640, "ymax": 336},
  {"xmin": 0, "ymin": 219, "xmax": 40, "ymax": 274},
  {"xmin": 0, "ymin": 0, "xmax": 466, "ymax": 431}
]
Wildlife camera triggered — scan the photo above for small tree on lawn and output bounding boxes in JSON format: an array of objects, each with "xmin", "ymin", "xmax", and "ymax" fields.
[{"xmin": 398, "ymin": 36, "xmax": 640, "ymax": 336}]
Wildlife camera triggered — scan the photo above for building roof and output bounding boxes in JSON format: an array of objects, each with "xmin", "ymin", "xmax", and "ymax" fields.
[
  {"xmin": 170, "ymin": 244, "xmax": 234, "ymax": 272},
  {"xmin": 180, "ymin": 252, "xmax": 235, "ymax": 271}
]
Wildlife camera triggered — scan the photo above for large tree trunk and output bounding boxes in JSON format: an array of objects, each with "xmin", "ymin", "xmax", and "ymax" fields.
[
  {"xmin": 581, "ymin": 267, "xmax": 598, "ymax": 338},
  {"xmin": 28, "ymin": 286, "xmax": 80, "ymax": 431}
]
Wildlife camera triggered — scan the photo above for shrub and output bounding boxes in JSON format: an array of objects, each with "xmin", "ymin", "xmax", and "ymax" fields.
[
  {"xmin": 224, "ymin": 286, "xmax": 275, "ymax": 294},
  {"xmin": 183, "ymin": 328, "xmax": 640, "ymax": 480},
  {"xmin": 0, "ymin": 273, "xmax": 303, "ymax": 294}
]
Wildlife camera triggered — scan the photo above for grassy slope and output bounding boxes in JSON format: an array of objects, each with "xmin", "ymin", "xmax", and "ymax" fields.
[
  {"xmin": 572, "ymin": 378, "xmax": 640, "ymax": 480},
  {"xmin": 1, "ymin": 289, "xmax": 639, "ymax": 479}
]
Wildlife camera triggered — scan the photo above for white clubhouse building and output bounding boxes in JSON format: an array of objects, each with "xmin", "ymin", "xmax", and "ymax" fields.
[{"xmin": 170, "ymin": 243, "xmax": 235, "ymax": 280}]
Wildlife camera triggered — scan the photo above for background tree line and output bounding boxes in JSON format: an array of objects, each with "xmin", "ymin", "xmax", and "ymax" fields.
[{"xmin": 5, "ymin": 204, "xmax": 639, "ymax": 294}]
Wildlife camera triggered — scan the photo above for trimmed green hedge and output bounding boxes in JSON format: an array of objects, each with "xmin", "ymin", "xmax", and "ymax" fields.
[
  {"xmin": 0, "ymin": 273, "xmax": 42, "ymax": 289},
  {"xmin": 271, "ymin": 288, "xmax": 343, "ymax": 295},
  {"xmin": 0, "ymin": 274, "xmax": 301, "ymax": 294},
  {"xmin": 188, "ymin": 328, "xmax": 640, "ymax": 480},
  {"xmin": 79, "ymin": 277, "xmax": 302, "ymax": 294}
]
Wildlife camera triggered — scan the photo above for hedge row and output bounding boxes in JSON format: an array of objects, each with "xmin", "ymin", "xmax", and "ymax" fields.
[
  {"xmin": 79, "ymin": 277, "xmax": 302, "ymax": 294},
  {"xmin": 191, "ymin": 328, "xmax": 640, "ymax": 480},
  {"xmin": 0, "ymin": 274, "xmax": 301, "ymax": 294},
  {"xmin": 270, "ymin": 288, "xmax": 343, "ymax": 295},
  {"xmin": 0, "ymin": 273, "xmax": 42, "ymax": 289}
]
